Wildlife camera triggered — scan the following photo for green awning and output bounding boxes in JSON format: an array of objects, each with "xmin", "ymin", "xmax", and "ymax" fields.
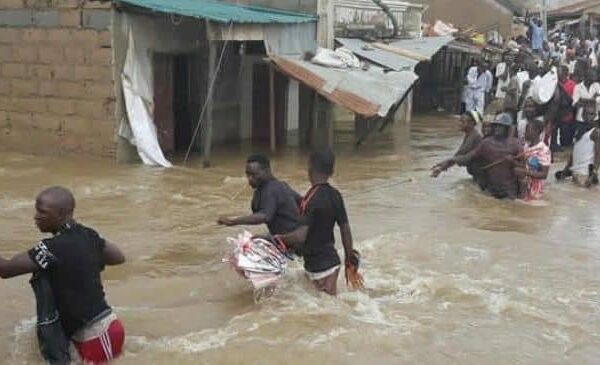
[{"xmin": 118, "ymin": 0, "xmax": 317, "ymax": 24}]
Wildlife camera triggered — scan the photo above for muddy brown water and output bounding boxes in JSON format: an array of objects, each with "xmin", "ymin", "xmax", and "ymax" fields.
[{"xmin": 1, "ymin": 115, "xmax": 600, "ymax": 364}]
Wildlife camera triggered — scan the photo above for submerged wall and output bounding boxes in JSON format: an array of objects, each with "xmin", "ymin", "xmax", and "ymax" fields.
[{"xmin": 0, "ymin": 0, "xmax": 116, "ymax": 157}]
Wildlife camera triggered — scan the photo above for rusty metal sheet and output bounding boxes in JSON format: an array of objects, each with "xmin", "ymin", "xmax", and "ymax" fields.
[{"xmin": 270, "ymin": 55, "xmax": 417, "ymax": 117}]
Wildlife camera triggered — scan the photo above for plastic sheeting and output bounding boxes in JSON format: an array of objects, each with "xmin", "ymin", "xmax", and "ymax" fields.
[
  {"xmin": 264, "ymin": 22, "xmax": 317, "ymax": 56},
  {"xmin": 121, "ymin": 25, "xmax": 172, "ymax": 167},
  {"xmin": 311, "ymin": 47, "xmax": 362, "ymax": 69}
]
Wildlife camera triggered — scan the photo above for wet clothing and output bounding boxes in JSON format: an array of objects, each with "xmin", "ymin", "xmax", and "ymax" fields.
[
  {"xmin": 307, "ymin": 267, "xmax": 340, "ymax": 296},
  {"xmin": 522, "ymin": 141, "xmax": 551, "ymax": 200},
  {"xmin": 300, "ymin": 183, "xmax": 348, "ymax": 273},
  {"xmin": 455, "ymin": 129, "xmax": 485, "ymax": 185},
  {"xmin": 73, "ymin": 311, "xmax": 125, "ymax": 364},
  {"xmin": 28, "ymin": 222, "xmax": 111, "ymax": 338},
  {"xmin": 251, "ymin": 178, "xmax": 302, "ymax": 235},
  {"xmin": 572, "ymin": 128, "xmax": 597, "ymax": 176},
  {"xmin": 455, "ymin": 137, "xmax": 523, "ymax": 199}
]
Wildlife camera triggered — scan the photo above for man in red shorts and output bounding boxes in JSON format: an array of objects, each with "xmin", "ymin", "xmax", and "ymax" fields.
[{"xmin": 0, "ymin": 186, "xmax": 126, "ymax": 363}]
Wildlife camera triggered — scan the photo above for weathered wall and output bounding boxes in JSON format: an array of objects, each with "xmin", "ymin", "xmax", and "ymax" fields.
[
  {"xmin": 0, "ymin": 0, "xmax": 115, "ymax": 157},
  {"xmin": 421, "ymin": 0, "xmax": 514, "ymax": 39}
]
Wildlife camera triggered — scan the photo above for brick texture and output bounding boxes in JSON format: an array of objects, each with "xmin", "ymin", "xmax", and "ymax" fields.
[{"xmin": 0, "ymin": 0, "xmax": 116, "ymax": 158}]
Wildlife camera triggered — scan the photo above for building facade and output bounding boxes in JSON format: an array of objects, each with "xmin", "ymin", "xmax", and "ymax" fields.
[{"xmin": 0, "ymin": 0, "xmax": 115, "ymax": 157}]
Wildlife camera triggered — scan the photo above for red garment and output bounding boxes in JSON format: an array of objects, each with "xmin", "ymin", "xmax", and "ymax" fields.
[
  {"xmin": 560, "ymin": 79, "xmax": 577, "ymax": 123},
  {"xmin": 561, "ymin": 79, "xmax": 576, "ymax": 97},
  {"xmin": 73, "ymin": 319, "xmax": 125, "ymax": 364}
]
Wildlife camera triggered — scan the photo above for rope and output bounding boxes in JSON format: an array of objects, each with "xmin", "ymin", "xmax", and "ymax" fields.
[
  {"xmin": 183, "ymin": 22, "xmax": 233, "ymax": 165},
  {"xmin": 345, "ymin": 178, "xmax": 413, "ymax": 198}
]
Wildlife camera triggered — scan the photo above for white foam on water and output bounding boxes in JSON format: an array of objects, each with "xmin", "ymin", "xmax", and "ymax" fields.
[
  {"xmin": 10, "ymin": 317, "xmax": 37, "ymax": 364},
  {"xmin": 306, "ymin": 327, "xmax": 349, "ymax": 347},
  {"xmin": 0, "ymin": 197, "xmax": 32, "ymax": 212},
  {"xmin": 223, "ymin": 176, "xmax": 246, "ymax": 185},
  {"xmin": 132, "ymin": 312, "xmax": 278, "ymax": 355}
]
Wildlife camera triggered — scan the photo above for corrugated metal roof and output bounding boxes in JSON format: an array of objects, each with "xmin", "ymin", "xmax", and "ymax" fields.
[
  {"xmin": 336, "ymin": 38, "xmax": 418, "ymax": 71},
  {"xmin": 119, "ymin": 0, "xmax": 317, "ymax": 24},
  {"xmin": 387, "ymin": 35, "xmax": 454, "ymax": 60},
  {"xmin": 270, "ymin": 55, "xmax": 418, "ymax": 117}
]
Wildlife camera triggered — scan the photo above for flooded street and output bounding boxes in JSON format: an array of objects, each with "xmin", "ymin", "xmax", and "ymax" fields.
[{"xmin": 1, "ymin": 115, "xmax": 600, "ymax": 364}]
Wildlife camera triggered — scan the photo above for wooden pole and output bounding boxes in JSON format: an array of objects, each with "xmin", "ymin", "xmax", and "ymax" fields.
[
  {"xmin": 326, "ymin": 102, "xmax": 334, "ymax": 147},
  {"xmin": 269, "ymin": 65, "xmax": 276, "ymax": 152},
  {"xmin": 203, "ymin": 40, "xmax": 216, "ymax": 168},
  {"xmin": 311, "ymin": 92, "xmax": 319, "ymax": 147}
]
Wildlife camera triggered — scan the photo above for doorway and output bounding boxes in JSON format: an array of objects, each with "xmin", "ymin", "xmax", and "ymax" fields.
[
  {"xmin": 153, "ymin": 52, "xmax": 203, "ymax": 156},
  {"xmin": 251, "ymin": 63, "xmax": 288, "ymax": 145}
]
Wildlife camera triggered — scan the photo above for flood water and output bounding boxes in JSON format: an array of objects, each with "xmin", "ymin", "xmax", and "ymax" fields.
[{"xmin": 1, "ymin": 115, "xmax": 600, "ymax": 364}]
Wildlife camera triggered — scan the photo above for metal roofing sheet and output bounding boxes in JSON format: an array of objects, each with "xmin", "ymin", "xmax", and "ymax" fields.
[
  {"xmin": 387, "ymin": 35, "xmax": 454, "ymax": 60},
  {"xmin": 336, "ymin": 38, "xmax": 418, "ymax": 71},
  {"xmin": 119, "ymin": 0, "xmax": 317, "ymax": 24},
  {"xmin": 270, "ymin": 55, "xmax": 418, "ymax": 117}
]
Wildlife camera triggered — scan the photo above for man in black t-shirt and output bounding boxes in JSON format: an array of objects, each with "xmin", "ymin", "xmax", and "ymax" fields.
[
  {"xmin": 217, "ymin": 154, "xmax": 302, "ymax": 236},
  {"xmin": 0, "ymin": 186, "xmax": 126, "ymax": 363},
  {"xmin": 277, "ymin": 150, "xmax": 361, "ymax": 295}
]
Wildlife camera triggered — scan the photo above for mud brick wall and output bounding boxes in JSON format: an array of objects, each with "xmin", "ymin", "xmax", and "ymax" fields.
[{"xmin": 0, "ymin": 0, "xmax": 115, "ymax": 158}]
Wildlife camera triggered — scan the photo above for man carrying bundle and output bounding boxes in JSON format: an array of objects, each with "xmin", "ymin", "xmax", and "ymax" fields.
[{"xmin": 217, "ymin": 154, "xmax": 302, "ymax": 238}]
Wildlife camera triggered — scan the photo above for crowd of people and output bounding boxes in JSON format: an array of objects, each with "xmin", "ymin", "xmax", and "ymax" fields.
[{"xmin": 435, "ymin": 20, "xmax": 600, "ymax": 201}]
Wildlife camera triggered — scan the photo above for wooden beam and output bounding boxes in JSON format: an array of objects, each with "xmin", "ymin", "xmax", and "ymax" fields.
[
  {"xmin": 326, "ymin": 102, "xmax": 334, "ymax": 147},
  {"xmin": 203, "ymin": 40, "xmax": 216, "ymax": 168},
  {"xmin": 269, "ymin": 65, "xmax": 276, "ymax": 152}
]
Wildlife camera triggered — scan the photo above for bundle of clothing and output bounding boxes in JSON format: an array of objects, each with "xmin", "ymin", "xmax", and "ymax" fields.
[{"xmin": 223, "ymin": 231, "xmax": 290, "ymax": 297}]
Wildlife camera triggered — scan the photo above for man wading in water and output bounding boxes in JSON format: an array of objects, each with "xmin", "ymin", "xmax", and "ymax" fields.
[
  {"xmin": 431, "ymin": 111, "xmax": 486, "ymax": 188},
  {"xmin": 276, "ymin": 150, "xmax": 362, "ymax": 296},
  {"xmin": 435, "ymin": 113, "xmax": 524, "ymax": 199},
  {"xmin": 0, "ymin": 186, "xmax": 126, "ymax": 363},
  {"xmin": 217, "ymin": 154, "xmax": 302, "ymax": 237}
]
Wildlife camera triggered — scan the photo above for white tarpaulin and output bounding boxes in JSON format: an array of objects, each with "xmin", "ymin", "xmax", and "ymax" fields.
[{"xmin": 121, "ymin": 30, "xmax": 172, "ymax": 168}]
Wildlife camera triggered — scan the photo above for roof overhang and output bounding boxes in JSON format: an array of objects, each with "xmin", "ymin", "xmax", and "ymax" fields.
[
  {"xmin": 270, "ymin": 55, "xmax": 418, "ymax": 118},
  {"xmin": 117, "ymin": 0, "xmax": 318, "ymax": 24}
]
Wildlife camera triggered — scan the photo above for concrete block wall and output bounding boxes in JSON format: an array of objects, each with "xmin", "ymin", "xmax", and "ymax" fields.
[{"xmin": 0, "ymin": 0, "xmax": 115, "ymax": 158}]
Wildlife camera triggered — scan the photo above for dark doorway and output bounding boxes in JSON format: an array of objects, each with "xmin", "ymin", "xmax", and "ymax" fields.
[
  {"xmin": 173, "ymin": 55, "xmax": 194, "ymax": 153},
  {"xmin": 252, "ymin": 63, "xmax": 288, "ymax": 145},
  {"xmin": 153, "ymin": 53, "xmax": 175, "ymax": 155},
  {"xmin": 153, "ymin": 53, "xmax": 203, "ymax": 156}
]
